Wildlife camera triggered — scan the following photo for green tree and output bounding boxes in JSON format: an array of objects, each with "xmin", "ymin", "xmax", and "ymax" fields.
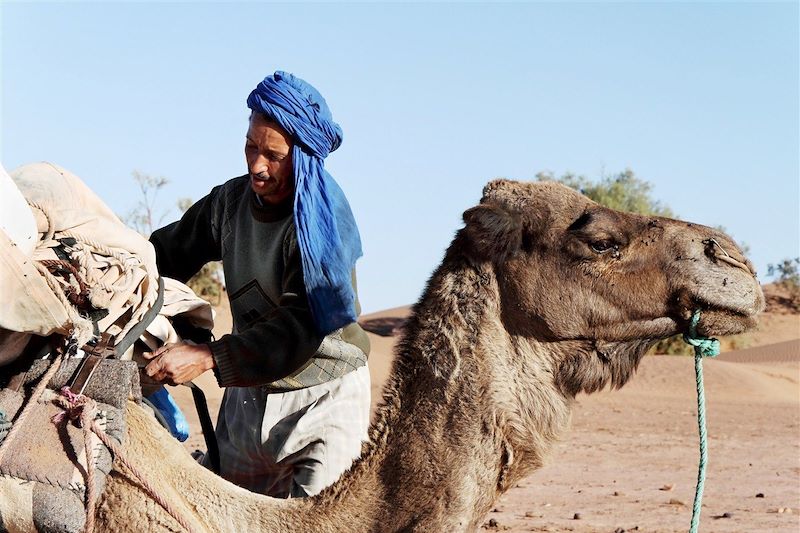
[
  {"xmin": 768, "ymin": 257, "xmax": 800, "ymax": 288},
  {"xmin": 767, "ymin": 257, "xmax": 800, "ymax": 312},
  {"xmin": 535, "ymin": 168, "xmax": 674, "ymax": 217}
]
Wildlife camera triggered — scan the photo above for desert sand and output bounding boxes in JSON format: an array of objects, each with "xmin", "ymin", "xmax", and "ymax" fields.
[{"xmin": 168, "ymin": 289, "xmax": 799, "ymax": 533}]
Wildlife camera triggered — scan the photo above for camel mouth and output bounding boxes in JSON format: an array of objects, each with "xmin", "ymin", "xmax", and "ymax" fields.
[
  {"xmin": 683, "ymin": 304, "xmax": 760, "ymax": 338},
  {"xmin": 673, "ymin": 276, "xmax": 764, "ymax": 338}
]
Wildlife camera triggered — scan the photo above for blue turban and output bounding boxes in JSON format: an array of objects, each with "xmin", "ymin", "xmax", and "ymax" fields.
[{"xmin": 247, "ymin": 71, "xmax": 362, "ymax": 335}]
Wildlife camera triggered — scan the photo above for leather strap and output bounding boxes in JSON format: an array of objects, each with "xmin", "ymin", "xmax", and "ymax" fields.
[
  {"xmin": 67, "ymin": 354, "xmax": 103, "ymax": 396},
  {"xmin": 67, "ymin": 277, "xmax": 164, "ymax": 395},
  {"xmin": 114, "ymin": 277, "xmax": 165, "ymax": 358},
  {"xmin": 184, "ymin": 381, "xmax": 220, "ymax": 474}
]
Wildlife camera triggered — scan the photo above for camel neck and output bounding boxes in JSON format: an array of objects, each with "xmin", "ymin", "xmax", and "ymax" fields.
[
  {"xmin": 102, "ymin": 244, "xmax": 572, "ymax": 533},
  {"xmin": 282, "ymin": 251, "xmax": 510, "ymax": 531}
]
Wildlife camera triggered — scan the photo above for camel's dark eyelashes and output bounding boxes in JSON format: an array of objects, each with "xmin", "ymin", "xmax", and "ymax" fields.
[
  {"xmin": 589, "ymin": 240, "xmax": 617, "ymax": 254},
  {"xmin": 563, "ymin": 226, "xmax": 625, "ymax": 261}
]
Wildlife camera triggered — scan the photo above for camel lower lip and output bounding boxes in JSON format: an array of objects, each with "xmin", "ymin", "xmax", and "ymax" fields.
[{"xmin": 686, "ymin": 306, "xmax": 758, "ymax": 337}]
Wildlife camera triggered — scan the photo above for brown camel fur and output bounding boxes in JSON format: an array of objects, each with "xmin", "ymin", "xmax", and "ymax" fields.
[{"xmin": 86, "ymin": 180, "xmax": 762, "ymax": 531}]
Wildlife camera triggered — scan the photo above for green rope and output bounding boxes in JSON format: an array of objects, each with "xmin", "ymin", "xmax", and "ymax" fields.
[{"xmin": 682, "ymin": 310, "xmax": 720, "ymax": 533}]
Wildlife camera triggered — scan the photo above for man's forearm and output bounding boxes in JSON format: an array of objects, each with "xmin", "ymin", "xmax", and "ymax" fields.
[{"xmin": 207, "ymin": 307, "xmax": 322, "ymax": 388}]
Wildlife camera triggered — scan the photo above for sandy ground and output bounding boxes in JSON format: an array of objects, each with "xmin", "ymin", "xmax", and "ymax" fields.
[
  {"xmin": 488, "ymin": 355, "xmax": 799, "ymax": 533},
  {"xmin": 169, "ymin": 294, "xmax": 800, "ymax": 533}
]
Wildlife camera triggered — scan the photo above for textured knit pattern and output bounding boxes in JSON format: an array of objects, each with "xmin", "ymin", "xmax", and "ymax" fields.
[{"xmin": 265, "ymin": 326, "xmax": 367, "ymax": 391}]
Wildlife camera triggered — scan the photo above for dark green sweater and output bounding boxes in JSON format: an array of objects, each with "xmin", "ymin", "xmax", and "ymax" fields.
[{"xmin": 150, "ymin": 175, "xmax": 369, "ymax": 390}]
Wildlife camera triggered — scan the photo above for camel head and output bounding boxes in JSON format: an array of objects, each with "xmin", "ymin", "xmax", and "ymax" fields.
[{"xmin": 461, "ymin": 179, "xmax": 763, "ymax": 396}]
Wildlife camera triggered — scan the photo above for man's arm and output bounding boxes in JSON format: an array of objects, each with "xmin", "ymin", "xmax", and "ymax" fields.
[
  {"xmin": 149, "ymin": 187, "xmax": 223, "ymax": 283},
  {"xmin": 146, "ymin": 226, "xmax": 324, "ymax": 388},
  {"xmin": 207, "ymin": 227, "xmax": 323, "ymax": 387}
]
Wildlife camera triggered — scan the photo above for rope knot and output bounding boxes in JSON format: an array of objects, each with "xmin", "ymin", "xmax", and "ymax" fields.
[
  {"xmin": 683, "ymin": 310, "xmax": 720, "ymax": 358},
  {"xmin": 52, "ymin": 386, "xmax": 97, "ymax": 427}
]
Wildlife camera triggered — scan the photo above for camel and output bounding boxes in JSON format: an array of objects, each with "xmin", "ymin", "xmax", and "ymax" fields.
[{"xmin": 22, "ymin": 179, "xmax": 767, "ymax": 532}]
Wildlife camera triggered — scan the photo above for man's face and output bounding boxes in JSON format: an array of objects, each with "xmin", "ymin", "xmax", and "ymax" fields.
[{"xmin": 245, "ymin": 113, "xmax": 294, "ymax": 203}]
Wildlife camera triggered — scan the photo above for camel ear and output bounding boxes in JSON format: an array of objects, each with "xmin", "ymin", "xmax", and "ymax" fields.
[{"xmin": 462, "ymin": 203, "xmax": 523, "ymax": 261}]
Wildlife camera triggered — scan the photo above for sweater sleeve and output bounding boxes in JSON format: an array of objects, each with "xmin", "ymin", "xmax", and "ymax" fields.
[
  {"xmin": 207, "ymin": 227, "xmax": 323, "ymax": 387},
  {"xmin": 149, "ymin": 186, "xmax": 223, "ymax": 283}
]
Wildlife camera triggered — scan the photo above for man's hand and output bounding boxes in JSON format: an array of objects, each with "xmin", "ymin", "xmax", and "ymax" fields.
[{"xmin": 144, "ymin": 342, "xmax": 215, "ymax": 386}]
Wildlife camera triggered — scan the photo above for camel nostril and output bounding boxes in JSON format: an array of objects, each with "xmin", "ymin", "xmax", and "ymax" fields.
[{"xmin": 702, "ymin": 238, "xmax": 753, "ymax": 276}]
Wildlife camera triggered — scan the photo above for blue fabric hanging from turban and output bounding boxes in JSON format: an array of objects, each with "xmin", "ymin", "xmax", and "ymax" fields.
[{"xmin": 247, "ymin": 71, "xmax": 362, "ymax": 335}]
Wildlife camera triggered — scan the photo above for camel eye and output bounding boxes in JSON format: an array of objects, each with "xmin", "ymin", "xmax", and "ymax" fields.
[
  {"xmin": 589, "ymin": 241, "xmax": 620, "ymax": 257},
  {"xmin": 589, "ymin": 240, "xmax": 615, "ymax": 253}
]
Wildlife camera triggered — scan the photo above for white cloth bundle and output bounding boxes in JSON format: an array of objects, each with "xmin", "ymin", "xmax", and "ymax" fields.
[{"xmin": 0, "ymin": 162, "xmax": 213, "ymax": 364}]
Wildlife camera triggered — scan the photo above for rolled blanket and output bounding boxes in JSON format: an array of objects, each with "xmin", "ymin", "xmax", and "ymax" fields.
[{"xmin": 1, "ymin": 162, "xmax": 161, "ymax": 356}]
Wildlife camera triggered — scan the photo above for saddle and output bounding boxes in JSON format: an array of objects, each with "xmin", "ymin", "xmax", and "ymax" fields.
[
  {"xmin": 0, "ymin": 163, "xmax": 216, "ymax": 532},
  {"xmin": 0, "ymin": 353, "xmax": 140, "ymax": 533}
]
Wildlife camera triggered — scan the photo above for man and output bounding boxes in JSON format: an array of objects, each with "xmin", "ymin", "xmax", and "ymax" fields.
[{"xmin": 145, "ymin": 71, "xmax": 371, "ymax": 498}]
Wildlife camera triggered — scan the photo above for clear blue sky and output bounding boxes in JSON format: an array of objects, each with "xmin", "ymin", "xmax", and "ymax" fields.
[{"xmin": 2, "ymin": 1, "xmax": 798, "ymax": 313}]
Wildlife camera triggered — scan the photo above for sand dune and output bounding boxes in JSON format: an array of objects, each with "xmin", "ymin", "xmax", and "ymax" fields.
[
  {"xmin": 620, "ymin": 355, "xmax": 799, "ymax": 404},
  {"xmin": 718, "ymin": 338, "xmax": 799, "ymax": 364}
]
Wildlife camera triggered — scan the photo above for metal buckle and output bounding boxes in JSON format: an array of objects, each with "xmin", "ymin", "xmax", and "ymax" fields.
[{"xmin": 69, "ymin": 332, "xmax": 115, "ymax": 395}]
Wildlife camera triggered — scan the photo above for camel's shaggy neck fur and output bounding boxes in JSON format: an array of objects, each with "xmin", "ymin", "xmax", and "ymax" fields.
[{"xmin": 311, "ymin": 236, "xmax": 573, "ymax": 531}]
